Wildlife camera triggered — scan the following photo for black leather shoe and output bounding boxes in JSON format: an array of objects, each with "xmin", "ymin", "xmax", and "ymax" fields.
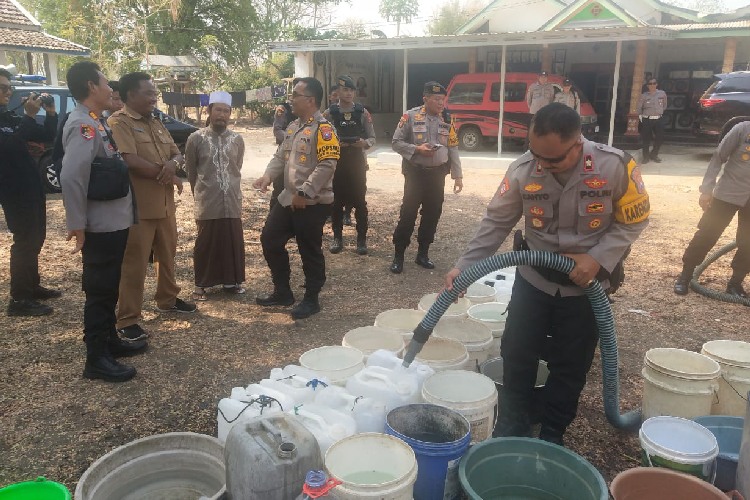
[
  {"xmin": 539, "ymin": 427, "xmax": 565, "ymax": 447},
  {"xmin": 641, "ymin": 157, "xmax": 650, "ymax": 165},
  {"xmin": 32, "ymin": 286, "xmax": 62, "ymax": 300},
  {"xmin": 256, "ymin": 290, "xmax": 295, "ymax": 306},
  {"xmin": 726, "ymin": 282, "xmax": 748, "ymax": 299},
  {"xmin": 7, "ymin": 299, "xmax": 53, "ymax": 317},
  {"xmin": 356, "ymin": 237, "xmax": 368, "ymax": 256},
  {"xmin": 83, "ymin": 356, "xmax": 136, "ymax": 382},
  {"xmin": 651, "ymin": 155, "xmax": 663, "ymax": 163},
  {"xmin": 291, "ymin": 298, "xmax": 320, "ymax": 320},
  {"xmin": 330, "ymin": 237, "xmax": 343, "ymax": 254},
  {"xmin": 415, "ymin": 254, "xmax": 435, "ymax": 269},
  {"xmin": 108, "ymin": 337, "xmax": 148, "ymax": 357},
  {"xmin": 673, "ymin": 271, "xmax": 692, "ymax": 296},
  {"xmin": 390, "ymin": 255, "xmax": 404, "ymax": 274}
]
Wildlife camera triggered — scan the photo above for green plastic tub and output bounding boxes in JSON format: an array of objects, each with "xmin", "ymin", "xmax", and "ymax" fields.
[{"xmin": 0, "ymin": 477, "xmax": 71, "ymax": 500}]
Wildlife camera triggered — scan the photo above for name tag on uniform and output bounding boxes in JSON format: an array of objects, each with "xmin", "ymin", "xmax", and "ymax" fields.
[{"xmin": 413, "ymin": 124, "xmax": 427, "ymax": 133}]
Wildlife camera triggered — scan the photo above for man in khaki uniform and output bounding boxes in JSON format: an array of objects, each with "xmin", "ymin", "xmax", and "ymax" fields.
[
  {"xmin": 637, "ymin": 78, "xmax": 667, "ymax": 164},
  {"xmin": 526, "ymin": 71, "xmax": 554, "ymax": 115},
  {"xmin": 553, "ymin": 79, "xmax": 580, "ymax": 114},
  {"xmin": 445, "ymin": 103, "xmax": 649, "ymax": 445},
  {"xmin": 108, "ymin": 72, "xmax": 196, "ymax": 341}
]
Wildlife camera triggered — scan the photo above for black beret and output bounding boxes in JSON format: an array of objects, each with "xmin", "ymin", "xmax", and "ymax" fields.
[
  {"xmin": 336, "ymin": 75, "xmax": 356, "ymax": 90},
  {"xmin": 423, "ymin": 81, "xmax": 446, "ymax": 95}
]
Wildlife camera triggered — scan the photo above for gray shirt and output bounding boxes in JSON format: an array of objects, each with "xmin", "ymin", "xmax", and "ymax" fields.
[
  {"xmin": 700, "ymin": 121, "xmax": 750, "ymax": 207},
  {"xmin": 455, "ymin": 139, "xmax": 649, "ymax": 296},
  {"xmin": 526, "ymin": 82, "xmax": 555, "ymax": 115},
  {"xmin": 264, "ymin": 111, "xmax": 340, "ymax": 206},
  {"xmin": 553, "ymin": 90, "xmax": 580, "ymax": 114},
  {"xmin": 637, "ymin": 90, "xmax": 667, "ymax": 117},
  {"xmin": 185, "ymin": 127, "xmax": 245, "ymax": 220},
  {"xmin": 392, "ymin": 106, "xmax": 462, "ymax": 179},
  {"xmin": 61, "ymin": 103, "xmax": 134, "ymax": 233}
]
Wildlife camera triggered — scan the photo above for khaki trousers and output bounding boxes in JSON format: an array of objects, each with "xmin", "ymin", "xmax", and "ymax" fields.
[{"xmin": 116, "ymin": 213, "xmax": 180, "ymax": 329}]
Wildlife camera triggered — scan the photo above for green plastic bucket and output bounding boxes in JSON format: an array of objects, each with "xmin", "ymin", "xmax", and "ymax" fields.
[
  {"xmin": 640, "ymin": 416, "xmax": 719, "ymax": 482},
  {"xmin": 458, "ymin": 437, "xmax": 607, "ymax": 500},
  {"xmin": 0, "ymin": 477, "xmax": 71, "ymax": 500}
]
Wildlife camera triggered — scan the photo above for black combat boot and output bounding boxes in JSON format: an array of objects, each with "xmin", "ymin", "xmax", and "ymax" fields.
[
  {"xmin": 7, "ymin": 299, "xmax": 52, "ymax": 317},
  {"xmin": 83, "ymin": 337, "xmax": 136, "ymax": 382},
  {"xmin": 291, "ymin": 292, "xmax": 321, "ymax": 320},
  {"xmin": 673, "ymin": 267, "xmax": 694, "ymax": 296},
  {"xmin": 539, "ymin": 424, "xmax": 565, "ymax": 447},
  {"xmin": 256, "ymin": 286, "xmax": 295, "ymax": 306},
  {"xmin": 356, "ymin": 235, "xmax": 368, "ymax": 256},
  {"xmin": 641, "ymin": 150, "xmax": 650, "ymax": 164},
  {"xmin": 726, "ymin": 276, "xmax": 748, "ymax": 299},
  {"xmin": 390, "ymin": 249, "xmax": 405, "ymax": 274},
  {"xmin": 330, "ymin": 235, "xmax": 343, "ymax": 254},
  {"xmin": 415, "ymin": 244, "xmax": 435, "ymax": 269}
]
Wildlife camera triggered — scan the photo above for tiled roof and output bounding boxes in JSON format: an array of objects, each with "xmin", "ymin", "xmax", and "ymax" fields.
[
  {"xmin": 0, "ymin": 27, "xmax": 89, "ymax": 54},
  {"xmin": 659, "ymin": 20, "xmax": 750, "ymax": 31},
  {"xmin": 0, "ymin": 0, "xmax": 39, "ymax": 28}
]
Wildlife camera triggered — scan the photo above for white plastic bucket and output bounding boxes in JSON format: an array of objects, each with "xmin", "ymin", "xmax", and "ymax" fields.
[
  {"xmin": 642, "ymin": 348, "xmax": 721, "ymax": 420},
  {"xmin": 701, "ymin": 340, "xmax": 750, "ymax": 417},
  {"xmin": 421, "ymin": 370, "xmax": 498, "ymax": 444},
  {"xmin": 413, "ymin": 336, "xmax": 470, "ymax": 371},
  {"xmin": 434, "ymin": 317, "xmax": 493, "ymax": 372},
  {"xmin": 374, "ymin": 309, "xmax": 426, "ymax": 341},
  {"xmin": 417, "ymin": 293, "xmax": 471, "ymax": 318},
  {"xmin": 465, "ymin": 283, "xmax": 497, "ymax": 305},
  {"xmin": 326, "ymin": 433, "xmax": 417, "ymax": 499},
  {"xmin": 467, "ymin": 302, "xmax": 509, "ymax": 359},
  {"xmin": 640, "ymin": 416, "xmax": 719, "ymax": 482},
  {"xmin": 342, "ymin": 326, "xmax": 405, "ymax": 359},
  {"xmin": 300, "ymin": 346, "xmax": 365, "ymax": 386}
]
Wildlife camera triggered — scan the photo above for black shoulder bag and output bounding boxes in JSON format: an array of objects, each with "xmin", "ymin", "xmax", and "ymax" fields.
[{"xmin": 87, "ymin": 125, "xmax": 130, "ymax": 201}]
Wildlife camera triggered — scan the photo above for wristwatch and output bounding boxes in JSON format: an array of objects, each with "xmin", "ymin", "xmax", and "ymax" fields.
[{"xmin": 297, "ymin": 190, "xmax": 308, "ymax": 199}]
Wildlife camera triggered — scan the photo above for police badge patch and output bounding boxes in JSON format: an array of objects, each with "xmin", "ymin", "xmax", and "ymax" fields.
[
  {"xmin": 80, "ymin": 124, "xmax": 95, "ymax": 140},
  {"xmin": 498, "ymin": 177, "xmax": 510, "ymax": 197}
]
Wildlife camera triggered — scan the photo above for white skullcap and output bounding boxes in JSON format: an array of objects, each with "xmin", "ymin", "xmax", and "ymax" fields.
[{"xmin": 209, "ymin": 91, "xmax": 232, "ymax": 106}]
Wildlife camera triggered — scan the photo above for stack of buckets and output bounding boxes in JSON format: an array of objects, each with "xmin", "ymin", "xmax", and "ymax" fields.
[{"xmin": 636, "ymin": 340, "xmax": 750, "ymax": 496}]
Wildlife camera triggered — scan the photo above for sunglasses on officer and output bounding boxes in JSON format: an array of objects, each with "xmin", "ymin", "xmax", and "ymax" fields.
[
  {"xmin": 529, "ymin": 138, "xmax": 580, "ymax": 164},
  {"xmin": 647, "ymin": 81, "xmax": 657, "ymax": 85}
]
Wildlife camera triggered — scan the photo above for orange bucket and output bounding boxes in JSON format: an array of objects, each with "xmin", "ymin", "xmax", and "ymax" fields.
[{"xmin": 610, "ymin": 467, "xmax": 743, "ymax": 500}]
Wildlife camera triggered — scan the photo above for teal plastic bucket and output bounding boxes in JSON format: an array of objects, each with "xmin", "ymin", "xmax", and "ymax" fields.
[
  {"xmin": 459, "ymin": 437, "xmax": 607, "ymax": 499},
  {"xmin": 694, "ymin": 415, "xmax": 744, "ymax": 490},
  {"xmin": 385, "ymin": 404, "xmax": 471, "ymax": 500},
  {"xmin": 0, "ymin": 477, "xmax": 71, "ymax": 500},
  {"xmin": 640, "ymin": 416, "xmax": 719, "ymax": 482}
]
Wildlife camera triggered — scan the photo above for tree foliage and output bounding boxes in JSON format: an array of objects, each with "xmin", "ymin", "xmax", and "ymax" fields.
[
  {"xmin": 426, "ymin": 0, "xmax": 484, "ymax": 36},
  {"xmin": 378, "ymin": 0, "xmax": 418, "ymax": 36}
]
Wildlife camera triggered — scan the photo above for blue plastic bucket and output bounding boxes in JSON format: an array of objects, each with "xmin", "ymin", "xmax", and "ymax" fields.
[
  {"xmin": 694, "ymin": 415, "xmax": 745, "ymax": 490},
  {"xmin": 0, "ymin": 477, "xmax": 71, "ymax": 500},
  {"xmin": 385, "ymin": 404, "xmax": 471, "ymax": 500}
]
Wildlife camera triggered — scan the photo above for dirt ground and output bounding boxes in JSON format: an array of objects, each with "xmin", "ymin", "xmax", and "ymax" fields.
[{"xmin": 1, "ymin": 125, "xmax": 749, "ymax": 493}]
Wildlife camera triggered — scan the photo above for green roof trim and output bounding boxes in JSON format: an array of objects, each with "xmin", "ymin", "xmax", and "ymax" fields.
[{"xmin": 540, "ymin": 0, "xmax": 642, "ymax": 30}]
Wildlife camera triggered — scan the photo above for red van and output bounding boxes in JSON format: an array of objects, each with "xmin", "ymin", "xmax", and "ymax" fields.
[{"xmin": 445, "ymin": 73, "xmax": 599, "ymax": 151}]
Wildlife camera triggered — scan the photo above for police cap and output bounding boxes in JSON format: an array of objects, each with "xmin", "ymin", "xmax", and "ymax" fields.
[
  {"xmin": 337, "ymin": 75, "xmax": 356, "ymax": 90},
  {"xmin": 423, "ymin": 81, "xmax": 446, "ymax": 96},
  {"xmin": 563, "ymin": 78, "xmax": 572, "ymax": 86},
  {"xmin": 539, "ymin": 71, "xmax": 548, "ymax": 77}
]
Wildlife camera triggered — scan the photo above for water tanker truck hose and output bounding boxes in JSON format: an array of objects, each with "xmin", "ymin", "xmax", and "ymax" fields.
[
  {"xmin": 691, "ymin": 241, "xmax": 750, "ymax": 306},
  {"xmin": 401, "ymin": 250, "xmax": 641, "ymax": 431}
]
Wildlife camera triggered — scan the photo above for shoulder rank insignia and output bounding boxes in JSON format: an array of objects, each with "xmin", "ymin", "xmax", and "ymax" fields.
[
  {"xmin": 524, "ymin": 182, "xmax": 543, "ymax": 192},
  {"xmin": 80, "ymin": 124, "xmax": 95, "ymax": 140},
  {"xmin": 583, "ymin": 154, "xmax": 594, "ymax": 172},
  {"xmin": 398, "ymin": 113, "xmax": 408, "ymax": 128},
  {"xmin": 584, "ymin": 177, "xmax": 607, "ymax": 189}
]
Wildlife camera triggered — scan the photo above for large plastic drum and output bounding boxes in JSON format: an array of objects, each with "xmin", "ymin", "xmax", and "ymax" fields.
[
  {"xmin": 342, "ymin": 326, "xmax": 405, "ymax": 359},
  {"xmin": 300, "ymin": 346, "xmax": 364, "ymax": 386}
]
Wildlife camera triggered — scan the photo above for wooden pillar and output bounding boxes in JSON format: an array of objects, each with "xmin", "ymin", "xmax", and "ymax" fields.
[
  {"xmin": 541, "ymin": 44, "xmax": 552, "ymax": 73},
  {"xmin": 43, "ymin": 53, "xmax": 58, "ymax": 85},
  {"xmin": 26, "ymin": 52, "xmax": 34, "ymax": 74},
  {"xmin": 722, "ymin": 38, "xmax": 737, "ymax": 73},
  {"xmin": 469, "ymin": 48, "xmax": 477, "ymax": 74},
  {"xmin": 626, "ymin": 40, "xmax": 647, "ymax": 136}
]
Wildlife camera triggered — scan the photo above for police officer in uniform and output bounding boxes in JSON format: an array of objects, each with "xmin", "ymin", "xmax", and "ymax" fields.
[
  {"xmin": 61, "ymin": 61, "xmax": 145, "ymax": 382},
  {"xmin": 674, "ymin": 120, "xmax": 750, "ymax": 298},
  {"xmin": 526, "ymin": 71, "xmax": 554, "ymax": 116},
  {"xmin": 445, "ymin": 103, "xmax": 649, "ymax": 445},
  {"xmin": 637, "ymin": 78, "xmax": 667, "ymax": 164},
  {"xmin": 553, "ymin": 79, "xmax": 580, "ymax": 115},
  {"xmin": 270, "ymin": 79, "xmax": 300, "ymax": 210},
  {"xmin": 324, "ymin": 75, "xmax": 376, "ymax": 255},
  {"xmin": 252, "ymin": 77, "xmax": 340, "ymax": 320},
  {"xmin": 390, "ymin": 81, "xmax": 463, "ymax": 273}
]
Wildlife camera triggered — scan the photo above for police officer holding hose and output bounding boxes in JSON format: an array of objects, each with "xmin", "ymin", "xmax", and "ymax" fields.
[{"xmin": 444, "ymin": 103, "xmax": 649, "ymax": 445}]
